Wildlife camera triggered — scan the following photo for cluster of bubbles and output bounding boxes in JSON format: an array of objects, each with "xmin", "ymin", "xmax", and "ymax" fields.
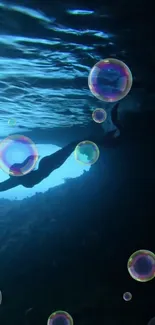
[
  {"xmin": 123, "ymin": 249, "xmax": 155, "ymax": 303},
  {"xmin": 87, "ymin": 59, "xmax": 155, "ymax": 308},
  {"xmin": 1, "ymin": 58, "xmax": 133, "ymax": 171},
  {"xmin": 1, "ymin": 60, "xmax": 153, "ymax": 320},
  {"xmin": 78, "ymin": 58, "xmax": 133, "ymax": 166},
  {"xmin": 47, "ymin": 311, "xmax": 73, "ymax": 325},
  {"xmin": 0, "ymin": 134, "xmax": 38, "ymax": 176},
  {"xmin": 74, "ymin": 140, "xmax": 100, "ymax": 165}
]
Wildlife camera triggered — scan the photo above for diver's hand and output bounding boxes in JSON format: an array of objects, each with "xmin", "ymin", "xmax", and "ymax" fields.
[{"xmin": 0, "ymin": 177, "xmax": 18, "ymax": 192}]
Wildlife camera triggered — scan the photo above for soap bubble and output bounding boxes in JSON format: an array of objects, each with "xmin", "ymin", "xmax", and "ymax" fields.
[
  {"xmin": 0, "ymin": 134, "xmax": 38, "ymax": 176},
  {"xmin": 74, "ymin": 140, "xmax": 99, "ymax": 165},
  {"xmin": 8, "ymin": 118, "xmax": 16, "ymax": 126},
  {"xmin": 47, "ymin": 310, "xmax": 73, "ymax": 325},
  {"xmin": 123, "ymin": 292, "xmax": 132, "ymax": 301},
  {"xmin": 88, "ymin": 58, "xmax": 132, "ymax": 102},
  {"xmin": 92, "ymin": 108, "xmax": 107, "ymax": 123},
  {"xmin": 127, "ymin": 249, "xmax": 155, "ymax": 282}
]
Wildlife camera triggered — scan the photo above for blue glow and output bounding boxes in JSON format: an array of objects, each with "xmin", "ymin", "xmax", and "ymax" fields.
[
  {"xmin": 0, "ymin": 1, "xmax": 55, "ymax": 23},
  {"xmin": 0, "ymin": 144, "xmax": 90, "ymax": 201},
  {"xmin": 67, "ymin": 9, "xmax": 94, "ymax": 15}
]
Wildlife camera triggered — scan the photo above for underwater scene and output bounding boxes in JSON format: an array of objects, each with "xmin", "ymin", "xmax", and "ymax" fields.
[{"xmin": 0, "ymin": 0, "xmax": 155, "ymax": 324}]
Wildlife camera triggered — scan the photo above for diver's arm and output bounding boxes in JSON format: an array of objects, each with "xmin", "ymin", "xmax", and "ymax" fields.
[
  {"xmin": 38, "ymin": 141, "xmax": 79, "ymax": 180},
  {"xmin": 0, "ymin": 143, "xmax": 80, "ymax": 190},
  {"xmin": 0, "ymin": 177, "xmax": 19, "ymax": 192}
]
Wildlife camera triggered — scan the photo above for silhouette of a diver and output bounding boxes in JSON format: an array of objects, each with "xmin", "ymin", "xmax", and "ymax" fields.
[{"xmin": 0, "ymin": 103, "xmax": 122, "ymax": 192}]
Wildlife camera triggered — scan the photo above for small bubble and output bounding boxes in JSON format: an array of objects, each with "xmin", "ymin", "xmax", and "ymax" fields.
[
  {"xmin": 92, "ymin": 108, "xmax": 107, "ymax": 123},
  {"xmin": 123, "ymin": 292, "xmax": 132, "ymax": 301},
  {"xmin": 8, "ymin": 118, "xmax": 16, "ymax": 126}
]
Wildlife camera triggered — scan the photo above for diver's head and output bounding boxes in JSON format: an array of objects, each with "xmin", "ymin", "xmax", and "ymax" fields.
[
  {"xmin": 9, "ymin": 155, "xmax": 36, "ymax": 176},
  {"xmin": 9, "ymin": 163, "xmax": 24, "ymax": 176}
]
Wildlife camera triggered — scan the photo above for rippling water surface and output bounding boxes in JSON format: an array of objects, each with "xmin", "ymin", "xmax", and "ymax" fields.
[
  {"xmin": 0, "ymin": 0, "xmax": 137, "ymax": 138},
  {"xmin": 0, "ymin": 0, "xmax": 154, "ymax": 139}
]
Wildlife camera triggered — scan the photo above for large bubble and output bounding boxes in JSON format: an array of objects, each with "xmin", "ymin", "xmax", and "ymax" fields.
[
  {"xmin": 74, "ymin": 140, "xmax": 99, "ymax": 165},
  {"xmin": 127, "ymin": 249, "xmax": 155, "ymax": 282},
  {"xmin": 92, "ymin": 108, "xmax": 107, "ymax": 124},
  {"xmin": 88, "ymin": 58, "xmax": 132, "ymax": 102},
  {"xmin": 47, "ymin": 310, "xmax": 73, "ymax": 325},
  {"xmin": 0, "ymin": 134, "xmax": 38, "ymax": 176},
  {"xmin": 123, "ymin": 292, "xmax": 132, "ymax": 302}
]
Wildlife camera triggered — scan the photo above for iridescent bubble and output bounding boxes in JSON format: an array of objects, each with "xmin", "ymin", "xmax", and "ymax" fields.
[
  {"xmin": 8, "ymin": 118, "xmax": 16, "ymax": 126},
  {"xmin": 127, "ymin": 249, "xmax": 155, "ymax": 282},
  {"xmin": 88, "ymin": 58, "xmax": 132, "ymax": 102},
  {"xmin": 92, "ymin": 108, "xmax": 107, "ymax": 123},
  {"xmin": 47, "ymin": 310, "xmax": 73, "ymax": 325},
  {"xmin": 0, "ymin": 134, "xmax": 38, "ymax": 176},
  {"xmin": 123, "ymin": 292, "xmax": 132, "ymax": 302},
  {"xmin": 74, "ymin": 140, "xmax": 99, "ymax": 165},
  {"xmin": 148, "ymin": 317, "xmax": 155, "ymax": 325}
]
